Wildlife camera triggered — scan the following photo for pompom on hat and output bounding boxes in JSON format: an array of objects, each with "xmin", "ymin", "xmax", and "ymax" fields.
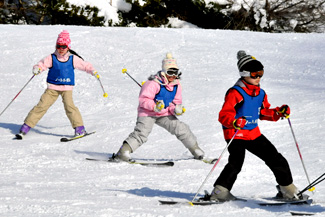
[
  {"xmin": 56, "ymin": 30, "xmax": 71, "ymax": 49},
  {"xmin": 237, "ymin": 50, "xmax": 264, "ymax": 77},
  {"xmin": 162, "ymin": 53, "xmax": 178, "ymax": 72}
]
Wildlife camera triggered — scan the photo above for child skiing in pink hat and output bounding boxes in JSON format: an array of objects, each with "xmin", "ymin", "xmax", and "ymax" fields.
[
  {"xmin": 16, "ymin": 30, "xmax": 101, "ymax": 139},
  {"xmin": 113, "ymin": 53, "xmax": 206, "ymax": 162}
]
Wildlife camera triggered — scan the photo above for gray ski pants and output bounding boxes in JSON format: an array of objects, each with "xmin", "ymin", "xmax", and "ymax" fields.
[{"xmin": 125, "ymin": 115, "xmax": 197, "ymax": 152}]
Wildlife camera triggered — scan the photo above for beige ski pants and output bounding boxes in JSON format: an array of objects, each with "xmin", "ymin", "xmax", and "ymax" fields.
[{"xmin": 24, "ymin": 89, "xmax": 83, "ymax": 129}]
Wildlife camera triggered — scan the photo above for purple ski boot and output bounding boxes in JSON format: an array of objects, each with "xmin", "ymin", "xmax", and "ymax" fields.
[
  {"xmin": 15, "ymin": 123, "xmax": 31, "ymax": 140},
  {"xmin": 74, "ymin": 126, "xmax": 86, "ymax": 136}
]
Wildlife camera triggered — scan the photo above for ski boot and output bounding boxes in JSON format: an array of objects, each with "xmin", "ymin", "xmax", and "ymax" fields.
[
  {"xmin": 275, "ymin": 184, "xmax": 306, "ymax": 200},
  {"xmin": 112, "ymin": 142, "xmax": 132, "ymax": 162},
  {"xmin": 210, "ymin": 185, "xmax": 237, "ymax": 202},
  {"xmin": 74, "ymin": 126, "xmax": 86, "ymax": 137},
  {"xmin": 16, "ymin": 123, "xmax": 31, "ymax": 140},
  {"xmin": 188, "ymin": 142, "xmax": 205, "ymax": 160}
]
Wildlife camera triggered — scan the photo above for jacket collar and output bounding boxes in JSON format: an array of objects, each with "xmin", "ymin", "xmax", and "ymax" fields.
[{"xmin": 235, "ymin": 78, "xmax": 260, "ymax": 96}]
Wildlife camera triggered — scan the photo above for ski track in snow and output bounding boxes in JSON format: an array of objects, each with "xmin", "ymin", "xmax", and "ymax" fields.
[{"xmin": 0, "ymin": 25, "xmax": 324, "ymax": 216}]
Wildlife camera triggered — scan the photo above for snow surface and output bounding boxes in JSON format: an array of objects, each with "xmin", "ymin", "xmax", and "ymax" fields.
[{"xmin": 0, "ymin": 25, "xmax": 325, "ymax": 217}]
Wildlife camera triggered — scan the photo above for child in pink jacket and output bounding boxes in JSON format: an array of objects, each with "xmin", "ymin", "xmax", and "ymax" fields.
[
  {"xmin": 113, "ymin": 53, "xmax": 205, "ymax": 162},
  {"xmin": 16, "ymin": 30, "xmax": 100, "ymax": 139}
]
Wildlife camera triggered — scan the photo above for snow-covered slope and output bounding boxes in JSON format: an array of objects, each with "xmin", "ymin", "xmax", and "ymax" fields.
[{"xmin": 0, "ymin": 25, "xmax": 324, "ymax": 216}]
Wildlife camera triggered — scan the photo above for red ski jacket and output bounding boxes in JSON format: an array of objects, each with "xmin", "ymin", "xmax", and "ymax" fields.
[{"xmin": 219, "ymin": 79, "xmax": 283, "ymax": 140}]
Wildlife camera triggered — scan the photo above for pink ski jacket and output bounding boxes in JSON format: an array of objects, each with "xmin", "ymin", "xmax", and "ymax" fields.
[
  {"xmin": 33, "ymin": 50, "xmax": 96, "ymax": 91},
  {"xmin": 137, "ymin": 72, "xmax": 182, "ymax": 117}
]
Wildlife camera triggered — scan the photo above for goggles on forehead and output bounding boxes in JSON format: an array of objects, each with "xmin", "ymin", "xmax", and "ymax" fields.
[
  {"xmin": 166, "ymin": 68, "xmax": 179, "ymax": 76},
  {"xmin": 56, "ymin": 44, "xmax": 68, "ymax": 49},
  {"xmin": 250, "ymin": 70, "xmax": 264, "ymax": 79}
]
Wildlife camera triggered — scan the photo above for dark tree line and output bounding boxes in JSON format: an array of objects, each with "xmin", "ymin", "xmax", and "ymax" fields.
[
  {"xmin": 1, "ymin": 0, "xmax": 324, "ymax": 32},
  {"xmin": 0, "ymin": 0, "xmax": 105, "ymax": 26},
  {"xmin": 117, "ymin": 0, "xmax": 325, "ymax": 32}
]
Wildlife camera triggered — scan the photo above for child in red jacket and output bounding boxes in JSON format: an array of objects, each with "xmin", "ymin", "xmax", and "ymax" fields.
[{"xmin": 210, "ymin": 51, "xmax": 300, "ymax": 201}]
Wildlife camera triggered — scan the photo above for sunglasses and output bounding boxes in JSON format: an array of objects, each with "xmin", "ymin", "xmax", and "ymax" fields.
[
  {"xmin": 166, "ymin": 68, "xmax": 179, "ymax": 77},
  {"xmin": 56, "ymin": 44, "xmax": 68, "ymax": 49},
  {"xmin": 250, "ymin": 70, "xmax": 264, "ymax": 79}
]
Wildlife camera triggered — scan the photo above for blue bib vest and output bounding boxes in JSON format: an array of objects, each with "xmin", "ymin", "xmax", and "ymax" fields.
[
  {"xmin": 155, "ymin": 84, "xmax": 178, "ymax": 108},
  {"xmin": 47, "ymin": 54, "xmax": 75, "ymax": 85},
  {"xmin": 230, "ymin": 85, "xmax": 265, "ymax": 130}
]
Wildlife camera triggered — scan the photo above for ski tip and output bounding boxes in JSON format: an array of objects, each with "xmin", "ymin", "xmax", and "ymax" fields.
[
  {"xmin": 14, "ymin": 134, "xmax": 23, "ymax": 140},
  {"xmin": 290, "ymin": 211, "xmax": 316, "ymax": 216},
  {"xmin": 85, "ymin": 158, "xmax": 100, "ymax": 161},
  {"xmin": 202, "ymin": 158, "xmax": 218, "ymax": 164},
  {"xmin": 158, "ymin": 200, "xmax": 179, "ymax": 205},
  {"xmin": 60, "ymin": 138, "xmax": 69, "ymax": 142}
]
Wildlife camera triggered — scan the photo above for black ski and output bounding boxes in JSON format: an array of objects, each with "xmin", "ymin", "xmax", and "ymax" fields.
[
  {"xmin": 60, "ymin": 131, "xmax": 95, "ymax": 142},
  {"xmin": 159, "ymin": 200, "xmax": 223, "ymax": 205},
  {"xmin": 159, "ymin": 197, "xmax": 246, "ymax": 206},
  {"xmin": 86, "ymin": 157, "xmax": 174, "ymax": 167},
  {"xmin": 159, "ymin": 197, "xmax": 312, "ymax": 206},
  {"xmin": 258, "ymin": 198, "xmax": 313, "ymax": 206},
  {"xmin": 290, "ymin": 211, "xmax": 316, "ymax": 216}
]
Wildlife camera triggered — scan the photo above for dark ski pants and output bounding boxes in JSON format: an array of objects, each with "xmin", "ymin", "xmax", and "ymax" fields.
[{"xmin": 214, "ymin": 134, "xmax": 293, "ymax": 191}]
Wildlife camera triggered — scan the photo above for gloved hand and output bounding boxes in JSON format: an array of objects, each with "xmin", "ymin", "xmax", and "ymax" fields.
[
  {"xmin": 277, "ymin": 104, "xmax": 290, "ymax": 118},
  {"xmin": 33, "ymin": 67, "xmax": 41, "ymax": 75},
  {"xmin": 233, "ymin": 116, "xmax": 247, "ymax": 130},
  {"xmin": 93, "ymin": 71, "xmax": 100, "ymax": 79},
  {"xmin": 174, "ymin": 104, "xmax": 185, "ymax": 116},
  {"xmin": 154, "ymin": 100, "xmax": 164, "ymax": 112}
]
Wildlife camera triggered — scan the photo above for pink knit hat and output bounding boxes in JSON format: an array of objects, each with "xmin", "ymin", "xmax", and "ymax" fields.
[{"xmin": 56, "ymin": 30, "xmax": 71, "ymax": 48}]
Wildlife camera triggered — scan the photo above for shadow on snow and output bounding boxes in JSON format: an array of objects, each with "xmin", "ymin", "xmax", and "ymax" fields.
[{"xmin": 0, "ymin": 122, "xmax": 70, "ymax": 137}]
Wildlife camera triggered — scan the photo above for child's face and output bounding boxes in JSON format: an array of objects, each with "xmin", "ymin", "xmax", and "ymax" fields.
[
  {"xmin": 166, "ymin": 74, "xmax": 177, "ymax": 83},
  {"xmin": 243, "ymin": 70, "xmax": 263, "ymax": 85},
  {"xmin": 56, "ymin": 44, "xmax": 69, "ymax": 55},
  {"xmin": 244, "ymin": 76, "xmax": 261, "ymax": 86}
]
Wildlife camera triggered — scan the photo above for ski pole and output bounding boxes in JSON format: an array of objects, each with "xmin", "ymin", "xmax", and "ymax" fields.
[
  {"xmin": 0, "ymin": 74, "xmax": 35, "ymax": 117},
  {"xmin": 191, "ymin": 129, "xmax": 239, "ymax": 204},
  {"xmin": 298, "ymin": 173, "xmax": 325, "ymax": 196},
  {"xmin": 287, "ymin": 118, "xmax": 314, "ymax": 192},
  {"xmin": 98, "ymin": 78, "xmax": 108, "ymax": 98},
  {"xmin": 122, "ymin": 68, "xmax": 142, "ymax": 87},
  {"xmin": 93, "ymin": 72, "xmax": 108, "ymax": 98},
  {"xmin": 304, "ymin": 173, "xmax": 324, "ymax": 191}
]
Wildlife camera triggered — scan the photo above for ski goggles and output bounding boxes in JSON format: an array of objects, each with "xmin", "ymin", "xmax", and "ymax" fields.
[
  {"xmin": 250, "ymin": 70, "xmax": 264, "ymax": 79},
  {"xmin": 56, "ymin": 44, "xmax": 68, "ymax": 49},
  {"xmin": 166, "ymin": 68, "xmax": 179, "ymax": 77}
]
